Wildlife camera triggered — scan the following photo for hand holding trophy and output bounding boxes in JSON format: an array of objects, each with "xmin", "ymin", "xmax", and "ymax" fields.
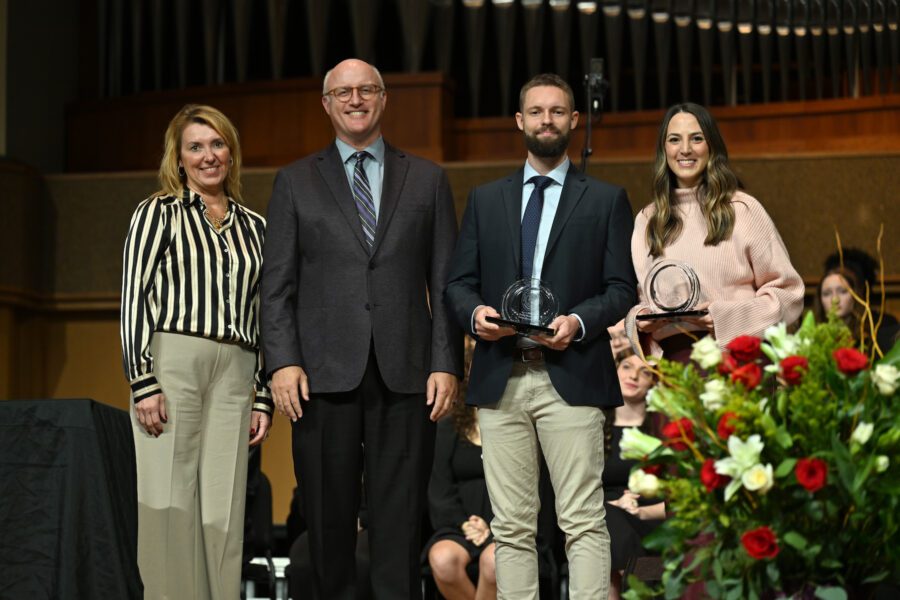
[
  {"xmin": 485, "ymin": 278, "xmax": 560, "ymax": 336},
  {"xmin": 637, "ymin": 260, "xmax": 706, "ymax": 320},
  {"xmin": 624, "ymin": 259, "xmax": 708, "ymax": 357}
]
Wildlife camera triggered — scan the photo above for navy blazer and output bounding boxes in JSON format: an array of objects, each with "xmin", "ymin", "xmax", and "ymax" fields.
[{"xmin": 444, "ymin": 163, "xmax": 637, "ymax": 408}]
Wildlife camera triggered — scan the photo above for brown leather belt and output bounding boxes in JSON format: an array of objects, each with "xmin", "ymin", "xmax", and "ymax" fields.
[{"xmin": 513, "ymin": 347, "xmax": 544, "ymax": 362}]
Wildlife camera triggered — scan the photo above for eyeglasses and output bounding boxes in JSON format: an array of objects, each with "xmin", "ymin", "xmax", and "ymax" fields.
[{"xmin": 323, "ymin": 85, "xmax": 383, "ymax": 102}]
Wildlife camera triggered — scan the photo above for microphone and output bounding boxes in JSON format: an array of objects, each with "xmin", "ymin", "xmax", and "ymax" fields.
[{"xmin": 587, "ymin": 57, "xmax": 609, "ymax": 114}]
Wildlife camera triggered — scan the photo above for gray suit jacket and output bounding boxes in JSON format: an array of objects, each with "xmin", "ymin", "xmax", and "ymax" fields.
[{"xmin": 260, "ymin": 141, "xmax": 462, "ymax": 394}]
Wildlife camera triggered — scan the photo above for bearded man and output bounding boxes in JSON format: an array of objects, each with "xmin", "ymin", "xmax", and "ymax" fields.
[{"xmin": 444, "ymin": 73, "xmax": 637, "ymax": 599}]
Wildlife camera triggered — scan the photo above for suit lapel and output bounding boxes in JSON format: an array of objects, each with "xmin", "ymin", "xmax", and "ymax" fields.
[
  {"xmin": 544, "ymin": 163, "xmax": 587, "ymax": 262},
  {"xmin": 503, "ymin": 168, "xmax": 525, "ymax": 274},
  {"xmin": 315, "ymin": 143, "xmax": 369, "ymax": 252},
  {"xmin": 372, "ymin": 143, "xmax": 408, "ymax": 256}
]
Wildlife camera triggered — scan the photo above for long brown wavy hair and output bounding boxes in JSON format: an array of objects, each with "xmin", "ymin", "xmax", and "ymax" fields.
[{"xmin": 645, "ymin": 103, "xmax": 739, "ymax": 259}]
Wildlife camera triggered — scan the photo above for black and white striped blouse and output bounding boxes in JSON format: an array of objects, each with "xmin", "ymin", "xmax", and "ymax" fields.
[{"xmin": 120, "ymin": 187, "xmax": 273, "ymax": 413}]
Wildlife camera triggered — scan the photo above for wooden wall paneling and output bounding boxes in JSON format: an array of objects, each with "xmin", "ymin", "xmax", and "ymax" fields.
[{"xmin": 66, "ymin": 73, "xmax": 455, "ymax": 171}]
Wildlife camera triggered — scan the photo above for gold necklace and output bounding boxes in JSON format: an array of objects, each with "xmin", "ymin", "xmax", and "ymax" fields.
[{"xmin": 204, "ymin": 206, "xmax": 227, "ymax": 231}]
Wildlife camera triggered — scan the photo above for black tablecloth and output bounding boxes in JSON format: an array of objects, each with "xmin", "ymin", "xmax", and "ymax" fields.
[{"xmin": 0, "ymin": 398, "xmax": 142, "ymax": 599}]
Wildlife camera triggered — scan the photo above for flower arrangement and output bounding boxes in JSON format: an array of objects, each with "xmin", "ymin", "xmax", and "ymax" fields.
[{"xmin": 620, "ymin": 312, "xmax": 900, "ymax": 599}]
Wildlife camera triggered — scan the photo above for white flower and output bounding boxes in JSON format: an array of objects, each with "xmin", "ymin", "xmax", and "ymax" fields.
[
  {"xmin": 714, "ymin": 434, "xmax": 765, "ymax": 479},
  {"xmin": 875, "ymin": 456, "xmax": 890, "ymax": 473},
  {"xmin": 851, "ymin": 422, "xmax": 874, "ymax": 445},
  {"xmin": 741, "ymin": 463, "xmax": 774, "ymax": 494},
  {"xmin": 619, "ymin": 427, "xmax": 664, "ymax": 460},
  {"xmin": 645, "ymin": 385, "xmax": 692, "ymax": 418},
  {"xmin": 628, "ymin": 469, "xmax": 660, "ymax": 498},
  {"xmin": 762, "ymin": 323, "xmax": 800, "ymax": 361},
  {"xmin": 699, "ymin": 379, "xmax": 728, "ymax": 411},
  {"xmin": 872, "ymin": 364, "xmax": 900, "ymax": 396},
  {"xmin": 690, "ymin": 336, "xmax": 722, "ymax": 369},
  {"xmin": 645, "ymin": 386, "xmax": 664, "ymax": 413}
]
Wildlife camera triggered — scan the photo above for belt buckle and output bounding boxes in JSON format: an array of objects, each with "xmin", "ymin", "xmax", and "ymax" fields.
[{"xmin": 520, "ymin": 347, "xmax": 542, "ymax": 363}]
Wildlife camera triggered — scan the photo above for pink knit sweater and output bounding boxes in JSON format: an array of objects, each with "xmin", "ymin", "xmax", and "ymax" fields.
[{"xmin": 632, "ymin": 187, "xmax": 805, "ymax": 347}]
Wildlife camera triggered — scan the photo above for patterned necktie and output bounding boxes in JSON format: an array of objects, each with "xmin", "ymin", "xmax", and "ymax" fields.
[
  {"xmin": 521, "ymin": 175, "xmax": 553, "ymax": 279},
  {"xmin": 351, "ymin": 151, "xmax": 376, "ymax": 250}
]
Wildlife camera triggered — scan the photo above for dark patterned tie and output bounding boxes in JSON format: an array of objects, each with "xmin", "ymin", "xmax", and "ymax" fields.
[
  {"xmin": 351, "ymin": 151, "xmax": 376, "ymax": 250},
  {"xmin": 521, "ymin": 175, "xmax": 553, "ymax": 279}
]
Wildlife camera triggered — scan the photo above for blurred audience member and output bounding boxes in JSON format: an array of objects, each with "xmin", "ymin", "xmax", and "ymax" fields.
[
  {"xmin": 814, "ymin": 248, "xmax": 899, "ymax": 354},
  {"xmin": 603, "ymin": 350, "xmax": 665, "ymax": 599}
]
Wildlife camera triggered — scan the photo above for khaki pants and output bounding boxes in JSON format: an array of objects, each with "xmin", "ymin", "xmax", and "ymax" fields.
[
  {"xmin": 131, "ymin": 332, "xmax": 255, "ymax": 600},
  {"xmin": 479, "ymin": 359, "xmax": 610, "ymax": 600}
]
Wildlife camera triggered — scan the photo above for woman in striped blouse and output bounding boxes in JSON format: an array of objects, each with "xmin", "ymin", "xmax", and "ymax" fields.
[
  {"xmin": 120, "ymin": 104, "xmax": 272, "ymax": 599},
  {"xmin": 628, "ymin": 103, "xmax": 804, "ymax": 361}
]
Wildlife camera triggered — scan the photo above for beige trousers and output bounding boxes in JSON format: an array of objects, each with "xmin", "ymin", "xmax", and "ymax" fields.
[
  {"xmin": 478, "ymin": 359, "xmax": 610, "ymax": 600},
  {"xmin": 131, "ymin": 332, "xmax": 255, "ymax": 600}
]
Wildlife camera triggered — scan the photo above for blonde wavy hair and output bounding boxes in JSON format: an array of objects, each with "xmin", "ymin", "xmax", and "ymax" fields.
[
  {"xmin": 157, "ymin": 104, "xmax": 243, "ymax": 202},
  {"xmin": 645, "ymin": 103, "xmax": 739, "ymax": 259}
]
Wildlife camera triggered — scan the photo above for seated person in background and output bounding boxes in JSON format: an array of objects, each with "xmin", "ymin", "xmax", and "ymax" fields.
[
  {"xmin": 603, "ymin": 350, "xmax": 666, "ymax": 600},
  {"xmin": 814, "ymin": 248, "xmax": 899, "ymax": 354},
  {"xmin": 608, "ymin": 323, "xmax": 631, "ymax": 356},
  {"xmin": 424, "ymin": 398, "xmax": 497, "ymax": 600}
]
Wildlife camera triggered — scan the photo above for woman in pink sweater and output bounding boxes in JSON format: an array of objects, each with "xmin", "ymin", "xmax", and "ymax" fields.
[{"xmin": 628, "ymin": 103, "xmax": 804, "ymax": 361}]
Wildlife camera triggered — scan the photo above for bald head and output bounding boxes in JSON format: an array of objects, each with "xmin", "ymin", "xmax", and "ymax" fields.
[
  {"xmin": 321, "ymin": 58, "xmax": 388, "ymax": 150},
  {"xmin": 322, "ymin": 59, "xmax": 385, "ymax": 95}
]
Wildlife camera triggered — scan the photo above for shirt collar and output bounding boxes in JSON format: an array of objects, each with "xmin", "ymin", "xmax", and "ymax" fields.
[
  {"xmin": 336, "ymin": 136, "xmax": 386, "ymax": 166},
  {"xmin": 522, "ymin": 157, "xmax": 570, "ymax": 188},
  {"xmin": 181, "ymin": 186, "xmax": 240, "ymax": 221}
]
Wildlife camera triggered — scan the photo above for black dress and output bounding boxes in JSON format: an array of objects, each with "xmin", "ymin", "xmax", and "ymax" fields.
[
  {"xmin": 604, "ymin": 425, "xmax": 664, "ymax": 571},
  {"xmin": 422, "ymin": 418, "xmax": 493, "ymax": 562}
]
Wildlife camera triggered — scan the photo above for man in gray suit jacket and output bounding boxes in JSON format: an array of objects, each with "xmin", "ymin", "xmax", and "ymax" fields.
[
  {"xmin": 260, "ymin": 58, "xmax": 462, "ymax": 599},
  {"xmin": 445, "ymin": 74, "xmax": 637, "ymax": 599}
]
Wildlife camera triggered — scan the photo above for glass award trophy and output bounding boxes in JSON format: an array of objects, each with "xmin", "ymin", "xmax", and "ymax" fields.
[
  {"xmin": 635, "ymin": 260, "xmax": 708, "ymax": 321},
  {"xmin": 485, "ymin": 278, "xmax": 559, "ymax": 336}
]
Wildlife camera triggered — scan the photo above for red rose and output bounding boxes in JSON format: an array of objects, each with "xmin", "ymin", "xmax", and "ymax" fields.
[
  {"xmin": 731, "ymin": 362, "xmax": 762, "ymax": 390},
  {"xmin": 781, "ymin": 355, "xmax": 809, "ymax": 385},
  {"xmin": 717, "ymin": 412, "xmax": 739, "ymax": 440},
  {"xmin": 717, "ymin": 353, "xmax": 738, "ymax": 375},
  {"xmin": 642, "ymin": 463, "xmax": 663, "ymax": 476},
  {"xmin": 795, "ymin": 457, "xmax": 828, "ymax": 492},
  {"xmin": 700, "ymin": 458, "xmax": 729, "ymax": 491},
  {"xmin": 741, "ymin": 526, "xmax": 780, "ymax": 560},
  {"xmin": 833, "ymin": 347, "xmax": 868, "ymax": 376},
  {"xmin": 662, "ymin": 418, "xmax": 695, "ymax": 451},
  {"xmin": 726, "ymin": 335, "xmax": 763, "ymax": 363}
]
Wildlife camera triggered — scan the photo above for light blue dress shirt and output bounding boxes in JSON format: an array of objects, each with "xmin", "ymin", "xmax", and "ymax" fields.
[{"xmin": 336, "ymin": 136, "xmax": 385, "ymax": 217}]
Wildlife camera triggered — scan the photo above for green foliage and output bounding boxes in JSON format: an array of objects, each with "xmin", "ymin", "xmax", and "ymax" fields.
[{"xmin": 626, "ymin": 318, "xmax": 900, "ymax": 598}]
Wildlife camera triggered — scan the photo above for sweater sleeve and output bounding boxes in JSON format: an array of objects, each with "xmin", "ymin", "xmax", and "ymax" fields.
[{"xmin": 707, "ymin": 195, "xmax": 805, "ymax": 345}]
